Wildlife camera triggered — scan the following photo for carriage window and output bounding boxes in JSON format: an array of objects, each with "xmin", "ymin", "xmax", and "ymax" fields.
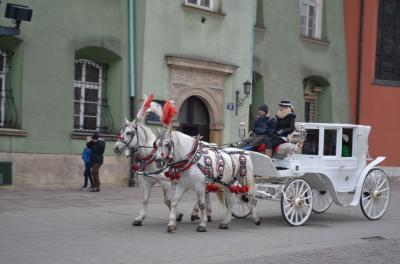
[
  {"xmin": 302, "ymin": 129, "xmax": 319, "ymax": 155},
  {"xmin": 323, "ymin": 129, "xmax": 337, "ymax": 156},
  {"xmin": 342, "ymin": 128, "xmax": 353, "ymax": 157}
]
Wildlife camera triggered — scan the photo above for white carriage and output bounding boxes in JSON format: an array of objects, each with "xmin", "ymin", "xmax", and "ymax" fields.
[{"xmin": 232, "ymin": 123, "xmax": 391, "ymax": 226}]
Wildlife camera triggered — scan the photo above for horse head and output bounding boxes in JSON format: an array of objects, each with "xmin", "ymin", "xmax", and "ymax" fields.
[
  {"xmin": 114, "ymin": 119, "xmax": 140, "ymax": 156},
  {"xmin": 154, "ymin": 127, "xmax": 175, "ymax": 169}
]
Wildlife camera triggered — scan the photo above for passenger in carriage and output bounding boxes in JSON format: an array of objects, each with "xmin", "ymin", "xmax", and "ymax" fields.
[
  {"xmin": 263, "ymin": 100, "xmax": 296, "ymax": 157},
  {"xmin": 237, "ymin": 104, "xmax": 276, "ymax": 149}
]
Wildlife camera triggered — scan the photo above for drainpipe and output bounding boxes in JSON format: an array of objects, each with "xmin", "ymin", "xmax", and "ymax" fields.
[
  {"xmin": 128, "ymin": 0, "xmax": 136, "ymax": 186},
  {"xmin": 355, "ymin": 0, "xmax": 364, "ymax": 124}
]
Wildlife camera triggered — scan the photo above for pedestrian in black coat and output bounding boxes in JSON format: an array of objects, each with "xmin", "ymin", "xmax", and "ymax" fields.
[
  {"xmin": 86, "ymin": 132, "xmax": 106, "ymax": 192},
  {"xmin": 264, "ymin": 100, "xmax": 296, "ymax": 156}
]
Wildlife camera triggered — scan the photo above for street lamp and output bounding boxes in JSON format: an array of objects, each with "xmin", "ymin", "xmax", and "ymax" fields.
[
  {"xmin": 0, "ymin": 2, "xmax": 33, "ymax": 36},
  {"xmin": 235, "ymin": 80, "xmax": 252, "ymax": 115}
]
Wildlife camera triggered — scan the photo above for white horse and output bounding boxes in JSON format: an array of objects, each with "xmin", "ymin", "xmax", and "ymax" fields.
[
  {"xmin": 114, "ymin": 119, "xmax": 214, "ymax": 226},
  {"xmin": 154, "ymin": 128, "xmax": 260, "ymax": 232}
]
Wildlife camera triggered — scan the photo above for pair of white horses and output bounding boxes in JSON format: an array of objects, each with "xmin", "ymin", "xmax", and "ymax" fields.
[{"xmin": 114, "ymin": 101, "xmax": 260, "ymax": 232}]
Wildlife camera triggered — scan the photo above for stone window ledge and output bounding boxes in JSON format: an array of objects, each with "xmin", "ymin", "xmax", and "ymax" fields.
[
  {"xmin": 71, "ymin": 131, "xmax": 118, "ymax": 141},
  {"xmin": 300, "ymin": 36, "xmax": 330, "ymax": 47},
  {"xmin": 373, "ymin": 79, "xmax": 400, "ymax": 87},
  {"xmin": 0, "ymin": 128, "xmax": 28, "ymax": 137},
  {"xmin": 181, "ymin": 4, "xmax": 226, "ymax": 18}
]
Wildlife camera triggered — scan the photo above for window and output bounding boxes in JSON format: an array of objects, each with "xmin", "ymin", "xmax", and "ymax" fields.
[
  {"xmin": 302, "ymin": 129, "xmax": 319, "ymax": 155},
  {"xmin": 323, "ymin": 129, "xmax": 337, "ymax": 156},
  {"xmin": 0, "ymin": 50, "xmax": 8, "ymax": 127},
  {"xmin": 185, "ymin": 0, "xmax": 213, "ymax": 11},
  {"xmin": 73, "ymin": 59, "xmax": 105, "ymax": 132},
  {"xmin": 304, "ymin": 79, "xmax": 322, "ymax": 122},
  {"xmin": 300, "ymin": 0, "xmax": 323, "ymax": 39},
  {"xmin": 375, "ymin": 0, "xmax": 400, "ymax": 84},
  {"xmin": 342, "ymin": 128, "xmax": 353, "ymax": 157}
]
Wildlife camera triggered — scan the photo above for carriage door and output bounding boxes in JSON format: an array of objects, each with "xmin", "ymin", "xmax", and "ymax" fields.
[
  {"xmin": 178, "ymin": 96, "xmax": 210, "ymax": 142},
  {"xmin": 321, "ymin": 128, "xmax": 341, "ymax": 188},
  {"xmin": 338, "ymin": 128, "xmax": 358, "ymax": 191}
]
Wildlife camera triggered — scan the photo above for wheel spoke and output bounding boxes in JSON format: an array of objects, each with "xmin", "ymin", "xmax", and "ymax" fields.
[{"xmin": 362, "ymin": 195, "xmax": 372, "ymax": 201}]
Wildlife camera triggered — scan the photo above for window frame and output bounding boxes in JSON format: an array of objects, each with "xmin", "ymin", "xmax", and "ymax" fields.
[
  {"xmin": 374, "ymin": 0, "xmax": 400, "ymax": 84},
  {"xmin": 73, "ymin": 59, "xmax": 103, "ymax": 132},
  {"xmin": 0, "ymin": 50, "xmax": 8, "ymax": 127},
  {"xmin": 299, "ymin": 0, "xmax": 323, "ymax": 39},
  {"xmin": 185, "ymin": 0, "xmax": 214, "ymax": 11}
]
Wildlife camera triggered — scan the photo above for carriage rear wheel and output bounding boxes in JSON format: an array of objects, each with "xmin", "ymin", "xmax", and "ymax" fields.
[
  {"xmin": 231, "ymin": 194, "xmax": 254, "ymax": 218},
  {"xmin": 312, "ymin": 189, "xmax": 333, "ymax": 214},
  {"xmin": 360, "ymin": 169, "xmax": 390, "ymax": 220},
  {"xmin": 281, "ymin": 178, "xmax": 313, "ymax": 226}
]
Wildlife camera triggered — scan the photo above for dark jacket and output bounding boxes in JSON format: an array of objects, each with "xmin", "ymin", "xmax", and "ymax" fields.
[
  {"xmin": 251, "ymin": 115, "xmax": 276, "ymax": 136},
  {"xmin": 87, "ymin": 139, "xmax": 106, "ymax": 164},
  {"xmin": 274, "ymin": 113, "xmax": 296, "ymax": 137}
]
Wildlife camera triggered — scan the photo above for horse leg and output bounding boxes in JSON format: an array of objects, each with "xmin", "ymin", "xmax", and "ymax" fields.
[
  {"xmin": 190, "ymin": 203, "xmax": 200, "ymax": 221},
  {"xmin": 206, "ymin": 192, "xmax": 212, "ymax": 222},
  {"xmin": 160, "ymin": 180, "xmax": 184, "ymax": 222},
  {"xmin": 195, "ymin": 188, "xmax": 207, "ymax": 232},
  {"xmin": 167, "ymin": 184, "xmax": 186, "ymax": 233},
  {"xmin": 133, "ymin": 175, "xmax": 152, "ymax": 226},
  {"xmin": 219, "ymin": 188, "xmax": 232, "ymax": 229},
  {"xmin": 250, "ymin": 195, "xmax": 261, "ymax": 225}
]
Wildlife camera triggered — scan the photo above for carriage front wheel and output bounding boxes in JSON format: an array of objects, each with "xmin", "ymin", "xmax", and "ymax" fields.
[
  {"xmin": 312, "ymin": 189, "xmax": 333, "ymax": 214},
  {"xmin": 360, "ymin": 168, "xmax": 390, "ymax": 220},
  {"xmin": 281, "ymin": 178, "xmax": 313, "ymax": 226},
  {"xmin": 231, "ymin": 194, "xmax": 254, "ymax": 218}
]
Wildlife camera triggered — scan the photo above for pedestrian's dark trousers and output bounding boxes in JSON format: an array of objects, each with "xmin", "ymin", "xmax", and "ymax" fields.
[
  {"xmin": 91, "ymin": 163, "xmax": 102, "ymax": 189},
  {"xmin": 84, "ymin": 165, "xmax": 94, "ymax": 188}
]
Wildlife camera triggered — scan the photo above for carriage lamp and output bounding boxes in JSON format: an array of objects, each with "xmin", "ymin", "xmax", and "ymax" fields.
[
  {"xmin": 235, "ymin": 80, "xmax": 252, "ymax": 115},
  {"xmin": 0, "ymin": 2, "xmax": 33, "ymax": 36}
]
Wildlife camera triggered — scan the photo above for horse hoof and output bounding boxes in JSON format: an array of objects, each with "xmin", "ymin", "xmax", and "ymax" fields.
[
  {"xmin": 167, "ymin": 225, "xmax": 177, "ymax": 233},
  {"xmin": 255, "ymin": 218, "xmax": 261, "ymax": 226},
  {"xmin": 207, "ymin": 216, "xmax": 212, "ymax": 222},
  {"xmin": 219, "ymin": 223, "xmax": 229, "ymax": 229},
  {"xmin": 196, "ymin": 226, "xmax": 207, "ymax": 232},
  {"xmin": 191, "ymin": 215, "xmax": 200, "ymax": 221},
  {"xmin": 132, "ymin": 220, "xmax": 143, "ymax": 226},
  {"xmin": 176, "ymin": 213, "xmax": 184, "ymax": 222}
]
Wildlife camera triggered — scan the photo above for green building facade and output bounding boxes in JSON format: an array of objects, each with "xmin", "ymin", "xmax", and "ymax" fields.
[{"xmin": 0, "ymin": 0, "xmax": 350, "ymax": 188}]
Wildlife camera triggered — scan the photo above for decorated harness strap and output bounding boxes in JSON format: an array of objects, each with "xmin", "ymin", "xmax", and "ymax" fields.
[
  {"xmin": 165, "ymin": 139, "xmax": 201, "ymax": 180},
  {"xmin": 132, "ymin": 149, "xmax": 157, "ymax": 172}
]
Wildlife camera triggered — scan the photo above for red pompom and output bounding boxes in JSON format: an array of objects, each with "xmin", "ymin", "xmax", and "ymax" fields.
[
  {"xmin": 229, "ymin": 185, "xmax": 239, "ymax": 194},
  {"xmin": 143, "ymin": 94, "xmax": 154, "ymax": 113},
  {"xmin": 206, "ymin": 183, "xmax": 219, "ymax": 192},
  {"xmin": 162, "ymin": 100, "xmax": 177, "ymax": 125},
  {"xmin": 240, "ymin": 185, "xmax": 249, "ymax": 193}
]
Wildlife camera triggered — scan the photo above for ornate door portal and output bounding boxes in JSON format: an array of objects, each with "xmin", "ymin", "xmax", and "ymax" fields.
[{"xmin": 178, "ymin": 96, "xmax": 210, "ymax": 142}]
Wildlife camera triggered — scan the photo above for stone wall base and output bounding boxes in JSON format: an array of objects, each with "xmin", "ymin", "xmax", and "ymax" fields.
[
  {"xmin": 0, "ymin": 152, "xmax": 130, "ymax": 189},
  {"xmin": 379, "ymin": 166, "xmax": 400, "ymax": 181}
]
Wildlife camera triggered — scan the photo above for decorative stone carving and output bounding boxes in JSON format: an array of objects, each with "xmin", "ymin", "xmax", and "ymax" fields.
[{"xmin": 166, "ymin": 56, "xmax": 238, "ymax": 143}]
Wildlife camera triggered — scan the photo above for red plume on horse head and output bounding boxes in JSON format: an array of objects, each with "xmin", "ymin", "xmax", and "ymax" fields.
[
  {"xmin": 137, "ymin": 94, "xmax": 155, "ymax": 119},
  {"xmin": 162, "ymin": 100, "xmax": 177, "ymax": 126}
]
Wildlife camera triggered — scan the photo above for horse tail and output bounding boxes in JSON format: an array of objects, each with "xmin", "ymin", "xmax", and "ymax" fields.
[{"xmin": 216, "ymin": 189, "xmax": 226, "ymax": 207}]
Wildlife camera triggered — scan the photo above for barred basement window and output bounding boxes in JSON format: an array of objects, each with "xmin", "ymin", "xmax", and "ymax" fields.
[
  {"xmin": 375, "ymin": 0, "xmax": 400, "ymax": 85},
  {"xmin": 73, "ymin": 59, "xmax": 106, "ymax": 132},
  {"xmin": 0, "ymin": 50, "xmax": 8, "ymax": 127}
]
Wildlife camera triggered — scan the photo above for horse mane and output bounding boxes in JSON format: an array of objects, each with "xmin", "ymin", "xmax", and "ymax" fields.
[{"xmin": 136, "ymin": 122, "xmax": 155, "ymax": 143}]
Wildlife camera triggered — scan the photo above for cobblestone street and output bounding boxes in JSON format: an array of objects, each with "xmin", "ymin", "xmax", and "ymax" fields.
[{"xmin": 1, "ymin": 182, "xmax": 399, "ymax": 264}]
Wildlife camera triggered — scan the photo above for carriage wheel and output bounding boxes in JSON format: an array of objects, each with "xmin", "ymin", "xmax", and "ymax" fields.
[
  {"xmin": 312, "ymin": 189, "xmax": 333, "ymax": 214},
  {"xmin": 281, "ymin": 178, "xmax": 313, "ymax": 226},
  {"xmin": 231, "ymin": 194, "xmax": 254, "ymax": 218},
  {"xmin": 360, "ymin": 169, "xmax": 390, "ymax": 220}
]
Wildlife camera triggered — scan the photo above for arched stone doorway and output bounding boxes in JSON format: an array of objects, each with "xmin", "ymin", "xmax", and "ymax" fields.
[{"xmin": 178, "ymin": 96, "xmax": 210, "ymax": 142}]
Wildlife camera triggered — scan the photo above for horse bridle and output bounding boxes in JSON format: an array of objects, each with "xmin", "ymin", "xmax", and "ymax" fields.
[
  {"xmin": 118, "ymin": 121, "xmax": 154, "ymax": 152},
  {"xmin": 156, "ymin": 130, "xmax": 174, "ymax": 162}
]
